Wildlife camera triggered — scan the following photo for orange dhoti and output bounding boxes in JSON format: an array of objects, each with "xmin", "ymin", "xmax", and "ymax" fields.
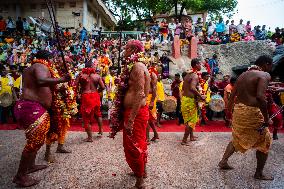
[
  {"xmin": 232, "ymin": 103, "xmax": 272, "ymax": 154},
  {"xmin": 81, "ymin": 92, "xmax": 101, "ymax": 128},
  {"xmin": 123, "ymin": 106, "xmax": 149, "ymax": 177},
  {"xmin": 46, "ymin": 116, "xmax": 70, "ymax": 145}
]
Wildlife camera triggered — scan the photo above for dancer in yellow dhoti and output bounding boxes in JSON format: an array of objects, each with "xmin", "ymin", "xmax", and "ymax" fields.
[
  {"xmin": 181, "ymin": 59, "xmax": 205, "ymax": 145},
  {"xmin": 219, "ymin": 55, "xmax": 274, "ymax": 180},
  {"xmin": 181, "ymin": 96, "xmax": 198, "ymax": 129}
]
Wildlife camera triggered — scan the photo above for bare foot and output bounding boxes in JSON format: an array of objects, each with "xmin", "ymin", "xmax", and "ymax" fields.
[
  {"xmin": 254, "ymin": 173, "xmax": 274, "ymax": 180},
  {"xmin": 13, "ymin": 175, "xmax": 40, "ymax": 187},
  {"xmin": 128, "ymin": 172, "xmax": 147, "ymax": 178},
  {"xmin": 83, "ymin": 138, "xmax": 93, "ymax": 142},
  {"xmin": 150, "ymin": 136, "xmax": 159, "ymax": 142},
  {"xmin": 218, "ymin": 161, "xmax": 234, "ymax": 170},
  {"xmin": 190, "ymin": 136, "xmax": 198, "ymax": 141},
  {"xmin": 97, "ymin": 133, "xmax": 103, "ymax": 138},
  {"xmin": 44, "ymin": 153, "xmax": 55, "ymax": 163},
  {"xmin": 27, "ymin": 165, "xmax": 48, "ymax": 174},
  {"xmin": 181, "ymin": 141, "xmax": 190, "ymax": 146},
  {"xmin": 56, "ymin": 148, "xmax": 72, "ymax": 153}
]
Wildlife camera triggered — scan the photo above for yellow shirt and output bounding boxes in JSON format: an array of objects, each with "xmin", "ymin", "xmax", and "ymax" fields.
[
  {"xmin": 156, "ymin": 81, "xmax": 165, "ymax": 101},
  {"xmin": 105, "ymin": 74, "xmax": 115, "ymax": 100},
  {"xmin": 280, "ymin": 92, "xmax": 284, "ymax": 105},
  {"xmin": 0, "ymin": 76, "xmax": 12, "ymax": 95},
  {"xmin": 13, "ymin": 75, "xmax": 22, "ymax": 89}
]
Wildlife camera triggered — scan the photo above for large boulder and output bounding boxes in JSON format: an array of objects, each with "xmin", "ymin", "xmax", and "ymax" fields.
[{"xmin": 197, "ymin": 40, "xmax": 275, "ymax": 75}]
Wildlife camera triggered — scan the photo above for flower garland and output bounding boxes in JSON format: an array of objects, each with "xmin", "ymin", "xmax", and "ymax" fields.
[
  {"xmin": 109, "ymin": 52, "xmax": 145, "ymax": 138},
  {"xmin": 32, "ymin": 59, "xmax": 78, "ymax": 141},
  {"xmin": 247, "ymin": 65, "xmax": 263, "ymax": 71}
]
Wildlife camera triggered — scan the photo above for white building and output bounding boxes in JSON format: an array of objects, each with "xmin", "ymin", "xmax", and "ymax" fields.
[{"xmin": 0, "ymin": 0, "xmax": 117, "ymax": 31}]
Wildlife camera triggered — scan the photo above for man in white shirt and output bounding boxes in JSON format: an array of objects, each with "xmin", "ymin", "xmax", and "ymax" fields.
[
  {"xmin": 237, "ymin": 19, "xmax": 246, "ymax": 37},
  {"xmin": 168, "ymin": 18, "xmax": 176, "ymax": 41}
]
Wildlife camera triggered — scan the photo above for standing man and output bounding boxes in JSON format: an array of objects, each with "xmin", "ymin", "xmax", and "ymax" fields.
[
  {"xmin": 181, "ymin": 59, "xmax": 205, "ymax": 145},
  {"xmin": 78, "ymin": 61, "xmax": 105, "ymax": 142},
  {"xmin": 219, "ymin": 55, "xmax": 274, "ymax": 180},
  {"xmin": 105, "ymin": 68, "xmax": 116, "ymax": 121},
  {"xmin": 171, "ymin": 73, "xmax": 183, "ymax": 125},
  {"xmin": 13, "ymin": 50, "xmax": 70, "ymax": 187},
  {"xmin": 146, "ymin": 66, "xmax": 159, "ymax": 143},
  {"xmin": 237, "ymin": 19, "xmax": 246, "ymax": 38},
  {"xmin": 110, "ymin": 40, "xmax": 150, "ymax": 189},
  {"xmin": 223, "ymin": 77, "xmax": 237, "ymax": 127},
  {"xmin": 156, "ymin": 74, "xmax": 165, "ymax": 127},
  {"xmin": 44, "ymin": 57, "xmax": 78, "ymax": 162}
]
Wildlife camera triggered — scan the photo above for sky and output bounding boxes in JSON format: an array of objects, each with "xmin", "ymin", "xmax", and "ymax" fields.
[{"xmin": 230, "ymin": 0, "xmax": 284, "ymax": 30}]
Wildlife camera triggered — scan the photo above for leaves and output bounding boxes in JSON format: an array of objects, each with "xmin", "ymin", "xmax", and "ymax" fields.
[{"xmin": 104, "ymin": 0, "xmax": 237, "ymax": 29}]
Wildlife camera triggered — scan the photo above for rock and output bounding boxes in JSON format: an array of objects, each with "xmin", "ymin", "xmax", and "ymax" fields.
[{"xmin": 165, "ymin": 40, "xmax": 275, "ymax": 77}]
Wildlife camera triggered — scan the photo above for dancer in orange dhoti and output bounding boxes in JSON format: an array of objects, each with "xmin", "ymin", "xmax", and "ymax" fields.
[
  {"xmin": 110, "ymin": 40, "xmax": 151, "ymax": 189},
  {"xmin": 219, "ymin": 56, "xmax": 274, "ymax": 180},
  {"xmin": 44, "ymin": 56, "xmax": 78, "ymax": 162}
]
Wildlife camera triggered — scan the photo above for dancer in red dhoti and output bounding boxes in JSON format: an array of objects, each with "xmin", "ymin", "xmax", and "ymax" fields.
[
  {"xmin": 78, "ymin": 61, "xmax": 105, "ymax": 142},
  {"xmin": 110, "ymin": 40, "xmax": 151, "ymax": 189},
  {"xmin": 13, "ymin": 51, "xmax": 70, "ymax": 187}
]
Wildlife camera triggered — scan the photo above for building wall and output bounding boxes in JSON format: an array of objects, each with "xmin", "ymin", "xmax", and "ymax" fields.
[{"xmin": 0, "ymin": 0, "xmax": 115, "ymax": 32}]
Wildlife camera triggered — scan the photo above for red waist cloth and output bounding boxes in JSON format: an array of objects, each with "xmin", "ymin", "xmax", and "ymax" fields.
[
  {"xmin": 123, "ymin": 106, "xmax": 149, "ymax": 177},
  {"xmin": 81, "ymin": 92, "xmax": 101, "ymax": 125}
]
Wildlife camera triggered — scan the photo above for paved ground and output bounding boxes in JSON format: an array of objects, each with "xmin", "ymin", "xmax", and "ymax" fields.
[{"xmin": 0, "ymin": 131, "xmax": 284, "ymax": 189}]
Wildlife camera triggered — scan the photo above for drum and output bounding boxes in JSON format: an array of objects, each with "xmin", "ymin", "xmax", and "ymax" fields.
[
  {"xmin": 0, "ymin": 92, "xmax": 14, "ymax": 107},
  {"xmin": 162, "ymin": 96, "xmax": 177, "ymax": 113},
  {"xmin": 209, "ymin": 94, "xmax": 225, "ymax": 112}
]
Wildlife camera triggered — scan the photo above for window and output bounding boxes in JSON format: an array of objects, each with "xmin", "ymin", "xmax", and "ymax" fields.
[
  {"xmin": 58, "ymin": 2, "xmax": 65, "ymax": 8},
  {"xmin": 69, "ymin": 2, "xmax": 76, "ymax": 8},
  {"xmin": 30, "ymin": 4, "xmax": 36, "ymax": 10}
]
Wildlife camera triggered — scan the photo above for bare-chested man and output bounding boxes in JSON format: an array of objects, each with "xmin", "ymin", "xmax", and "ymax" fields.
[
  {"xmin": 219, "ymin": 55, "xmax": 274, "ymax": 180},
  {"xmin": 146, "ymin": 66, "xmax": 159, "ymax": 143},
  {"xmin": 181, "ymin": 59, "xmax": 205, "ymax": 145},
  {"xmin": 110, "ymin": 40, "xmax": 150, "ymax": 189},
  {"xmin": 13, "ymin": 50, "xmax": 70, "ymax": 187},
  {"xmin": 77, "ymin": 60, "xmax": 105, "ymax": 142}
]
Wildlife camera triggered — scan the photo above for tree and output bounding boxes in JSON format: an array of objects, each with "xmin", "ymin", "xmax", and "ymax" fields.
[{"xmin": 103, "ymin": 0, "xmax": 237, "ymax": 30}]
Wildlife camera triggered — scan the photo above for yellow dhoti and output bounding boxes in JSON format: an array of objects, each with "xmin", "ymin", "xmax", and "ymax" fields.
[
  {"xmin": 181, "ymin": 96, "xmax": 198, "ymax": 129},
  {"xmin": 232, "ymin": 103, "xmax": 272, "ymax": 154},
  {"xmin": 146, "ymin": 94, "xmax": 157, "ymax": 121}
]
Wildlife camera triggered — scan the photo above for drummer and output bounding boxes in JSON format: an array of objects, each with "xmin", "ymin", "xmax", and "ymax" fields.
[
  {"xmin": 0, "ymin": 68, "xmax": 14, "ymax": 124},
  {"xmin": 224, "ymin": 77, "xmax": 237, "ymax": 127}
]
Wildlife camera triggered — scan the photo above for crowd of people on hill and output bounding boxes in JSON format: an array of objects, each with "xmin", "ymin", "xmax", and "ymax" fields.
[{"xmin": 143, "ymin": 17, "xmax": 284, "ymax": 46}]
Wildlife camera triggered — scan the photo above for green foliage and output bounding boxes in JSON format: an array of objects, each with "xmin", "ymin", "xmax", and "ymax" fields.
[{"xmin": 103, "ymin": 0, "xmax": 238, "ymax": 29}]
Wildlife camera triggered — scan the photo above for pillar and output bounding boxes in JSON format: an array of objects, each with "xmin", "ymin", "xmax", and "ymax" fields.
[
  {"xmin": 82, "ymin": 0, "xmax": 87, "ymax": 28},
  {"xmin": 15, "ymin": 4, "xmax": 21, "ymax": 18},
  {"xmin": 188, "ymin": 36, "xmax": 198, "ymax": 59}
]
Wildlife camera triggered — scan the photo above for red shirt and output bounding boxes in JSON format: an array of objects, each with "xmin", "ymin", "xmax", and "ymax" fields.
[{"xmin": 0, "ymin": 20, "xmax": 6, "ymax": 31}]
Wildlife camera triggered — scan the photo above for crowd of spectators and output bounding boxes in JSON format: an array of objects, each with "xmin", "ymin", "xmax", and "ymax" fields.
[
  {"xmin": 141, "ymin": 17, "xmax": 284, "ymax": 46},
  {"xmin": 0, "ymin": 15, "xmax": 283, "ymax": 128}
]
